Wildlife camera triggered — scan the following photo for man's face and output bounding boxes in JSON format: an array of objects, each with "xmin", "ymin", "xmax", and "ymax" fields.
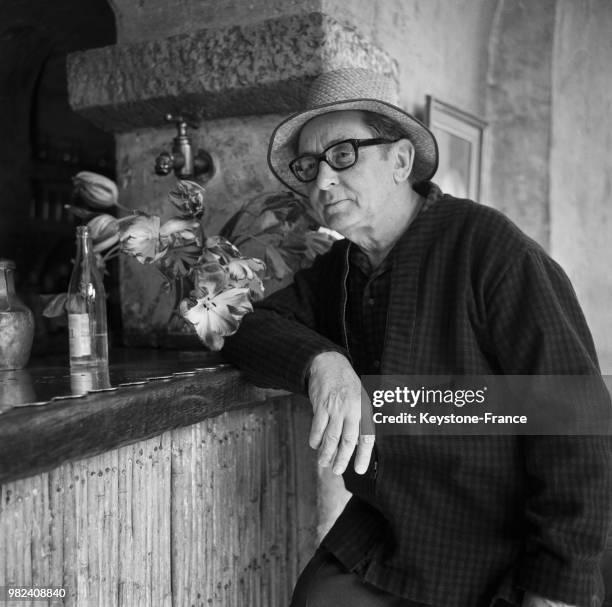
[{"xmin": 297, "ymin": 110, "xmax": 399, "ymax": 241}]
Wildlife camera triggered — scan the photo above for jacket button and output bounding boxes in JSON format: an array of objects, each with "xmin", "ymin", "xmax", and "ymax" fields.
[{"xmin": 372, "ymin": 360, "xmax": 380, "ymax": 369}]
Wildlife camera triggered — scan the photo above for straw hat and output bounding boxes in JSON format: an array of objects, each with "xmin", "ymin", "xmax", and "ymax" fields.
[{"xmin": 267, "ymin": 68, "xmax": 438, "ymax": 196}]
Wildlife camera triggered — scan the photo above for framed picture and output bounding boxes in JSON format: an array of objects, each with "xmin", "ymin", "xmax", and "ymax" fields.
[{"xmin": 425, "ymin": 96, "xmax": 487, "ymax": 201}]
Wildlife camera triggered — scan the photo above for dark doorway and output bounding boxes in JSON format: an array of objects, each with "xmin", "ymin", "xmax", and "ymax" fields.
[{"xmin": 0, "ymin": 0, "xmax": 117, "ymax": 354}]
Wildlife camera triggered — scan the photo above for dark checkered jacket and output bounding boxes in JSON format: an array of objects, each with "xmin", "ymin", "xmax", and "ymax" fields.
[{"xmin": 223, "ymin": 183, "xmax": 612, "ymax": 607}]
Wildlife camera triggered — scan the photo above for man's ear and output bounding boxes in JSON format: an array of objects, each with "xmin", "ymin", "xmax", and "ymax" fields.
[{"xmin": 393, "ymin": 139, "xmax": 415, "ymax": 184}]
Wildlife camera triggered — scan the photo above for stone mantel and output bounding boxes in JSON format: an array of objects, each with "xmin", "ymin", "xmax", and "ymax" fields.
[{"xmin": 66, "ymin": 12, "xmax": 398, "ymax": 132}]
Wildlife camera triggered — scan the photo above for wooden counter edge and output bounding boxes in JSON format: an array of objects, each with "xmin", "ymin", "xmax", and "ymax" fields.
[{"xmin": 0, "ymin": 366, "xmax": 291, "ymax": 484}]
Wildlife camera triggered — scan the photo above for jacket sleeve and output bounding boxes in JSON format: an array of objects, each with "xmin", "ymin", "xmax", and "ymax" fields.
[
  {"xmin": 486, "ymin": 245, "xmax": 612, "ymax": 605},
  {"xmin": 222, "ymin": 246, "xmax": 348, "ymax": 394}
]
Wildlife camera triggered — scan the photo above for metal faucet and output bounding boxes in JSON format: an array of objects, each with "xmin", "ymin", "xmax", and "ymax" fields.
[{"xmin": 154, "ymin": 114, "xmax": 214, "ymax": 182}]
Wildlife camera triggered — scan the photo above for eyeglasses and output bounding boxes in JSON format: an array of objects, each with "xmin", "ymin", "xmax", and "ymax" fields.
[{"xmin": 289, "ymin": 138, "xmax": 398, "ymax": 183}]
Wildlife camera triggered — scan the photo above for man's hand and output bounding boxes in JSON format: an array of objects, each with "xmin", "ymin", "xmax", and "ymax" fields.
[
  {"xmin": 307, "ymin": 351, "xmax": 375, "ymax": 475},
  {"xmin": 522, "ymin": 591, "xmax": 576, "ymax": 607}
]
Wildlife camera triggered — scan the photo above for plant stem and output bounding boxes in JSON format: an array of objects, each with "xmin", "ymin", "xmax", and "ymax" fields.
[
  {"xmin": 116, "ymin": 202, "xmax": 137, "ymax": 213},
  {"xmin": 102, "ymin": 245, "xmax": 120, "ymax": 260}
]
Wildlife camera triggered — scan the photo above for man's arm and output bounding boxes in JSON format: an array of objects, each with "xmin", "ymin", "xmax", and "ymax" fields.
[
  {"xmin": 223, "ymin": 249, "xmax": 346, "ymax": 393},
  {"xmin": 487, "ymin": 246, "xmax": 612, "ymax": 606},
  {"xmin": 223, "ymin": 247, "xmax": 374, "ymax": 475}
]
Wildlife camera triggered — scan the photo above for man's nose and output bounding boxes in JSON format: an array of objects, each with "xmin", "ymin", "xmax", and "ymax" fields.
[{"xmin": 314, "ymin": 160, "xmax": 339, "ymax": 190}]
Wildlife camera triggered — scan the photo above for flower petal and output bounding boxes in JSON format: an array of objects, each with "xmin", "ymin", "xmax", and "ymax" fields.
[
  {"xmin": 88, "ymin": 214, "xmax": 120, "ymax": 252},
  {"xmin": 227, "ymin": 256, "xmax": 266, "ymax": 281},
  {"xmin": 73, "ymin": 171, "xmax": 118, "ymax": 208},
  {"xmin": 193, "ymin": 262, "xmax": 228, "ymax": 297},
  {"xmin": 159, "ymin": 218, "xmax": 201, "ymax": 244},
  {"xmin": 179, "ymin": 286, "xmax": 252, "ymax": 350},
  {"xmin": 119, "ymin": 215, "xmax": 163, "ymax": 263},
  {"xmin": 213, "ymin": 287, "xmax": 253, "ymax": 318},
  {"xmin": 159, "ymin": 242, "xmax": 203, "ymax": 278},
  {"xmin": 203, "ymin": 236, "xmax": 242, "ymax": 264},
  {"xmin": 168, "ymin": 180, "xmax": 206, "ymax": 218}
]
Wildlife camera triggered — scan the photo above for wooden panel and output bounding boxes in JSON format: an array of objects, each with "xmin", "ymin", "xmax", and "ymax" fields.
[
  {"xmin": 0, "ymin": 395, "xmax": 317, "ymax": 606},
  {"xmin": 0, "ymin": 363, "xmax": 286, "ymax": 485}
]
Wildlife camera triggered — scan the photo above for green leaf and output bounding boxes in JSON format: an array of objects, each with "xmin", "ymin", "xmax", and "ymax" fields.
[
  {"xmin": 42, "ymin": 293, "xmax": 68, "ymax": 318},
  {"xmin": 265, "ymin": 246, "xmax": 293, "ymax": 280},
  {"xmin": 159, "ymin": 242, "xmax": 202, "ymax": 278},
  {"xmin": 219, "ymin": 209, "xmax": 248, "ymax": 240}
]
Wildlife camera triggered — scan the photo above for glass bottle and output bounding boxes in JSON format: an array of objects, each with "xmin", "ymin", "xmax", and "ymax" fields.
[
  {"xmin": 0, "ymin": 259, "xmax": 35, "ymax": 370},
  {"xmin": 67, "ymin": 226, "xmax": 108, "ymax": 366},
  {"xmin": 70, "ymin": 365, "xmax": 111, "ymax": 395}
]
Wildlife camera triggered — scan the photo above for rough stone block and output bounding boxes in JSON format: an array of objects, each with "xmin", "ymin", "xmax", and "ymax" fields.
[{"xmin": 67, "ymin": 12, "xmax": 398, "ymax": 132}]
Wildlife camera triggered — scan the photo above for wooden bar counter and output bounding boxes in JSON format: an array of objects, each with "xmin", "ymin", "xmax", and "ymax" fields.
[{"xmin": 0, "ymin": 349, "xmax": 318, "ymax": 606}]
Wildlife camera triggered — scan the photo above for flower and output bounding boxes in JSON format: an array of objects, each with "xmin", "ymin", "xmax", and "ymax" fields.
[
  {"xmin": 159, "ymin": 218, "xmax": 201, "ymax": 247},
  {"xmin": 201, "ymin": 236, "xmax": 242, "ymax": 264},
  {"xmin": 227, "ymin": 257, "xmax": 266, "ymax": 301},
  {"xmin": 73, "ymin": 171, "xmax": 118, "ymax": 208},
  {"xmin": 87, "ymin": 214, "xmax": 119, "ymax": 252},
  {"xmin": 119, "ymin": 215, "xmax": 164, "ymax": 263},
  {"xmin": 52, "ymin": 173, "xmax": 332, "ymax": 350},
  {"xmin": 227, "ymin": 256, "xmax": 266, "ymax": 282},
  {"xmin": 180, "ymin": 263, "xmax": 253, "ymax": 350},
  {"xmin": 168, "ymin": 179, "xmax": 206, "ymax": 218}
]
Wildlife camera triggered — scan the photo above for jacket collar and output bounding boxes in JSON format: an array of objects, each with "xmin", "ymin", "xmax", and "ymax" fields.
[{"xmin": 336, "ymin": 182, "xmax": 444, "ymax": 375}]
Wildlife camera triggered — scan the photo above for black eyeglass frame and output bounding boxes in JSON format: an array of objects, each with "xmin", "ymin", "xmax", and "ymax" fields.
[{"xmin": 288, "ymin": 137, "xmax": 399, "ymax": 183}]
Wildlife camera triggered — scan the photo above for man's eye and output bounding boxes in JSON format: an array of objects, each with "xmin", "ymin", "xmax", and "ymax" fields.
[
  {"xmin": 300, "ymin": 158, "xmax": 317, "ymax": 171},
  {"xmin": 331, "ymin": 149, "xmax": 354, "ymax": 166}
]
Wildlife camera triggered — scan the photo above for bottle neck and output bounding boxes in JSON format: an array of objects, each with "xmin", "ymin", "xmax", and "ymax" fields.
[
  {"xmin": 75, "ymin": 226, "xmax": 95, "ymax": 266},
  {"xmin": 0, "ymin": 266, "xmax": 15, "ymax": 305}
]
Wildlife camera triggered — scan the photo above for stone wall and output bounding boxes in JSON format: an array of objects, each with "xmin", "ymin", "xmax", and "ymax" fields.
[
  {"xmin": 550, "ymin": 0, "xmax": 612, "ymax": 372},
  {"xmin": 115, "ymin": 115, "xmax": 283, "ymax": 338},
  {"xmin": 109, "ymin": 0, "xmax": 495, "ymax": 118},
  {"xmin": 485, "ymin": 0, "xmax": 555, "ymax": 245},
  {"xmin": 111, "ymin": 0, "xmax": 322, "ymax": 43},
  {"xmin": 322, "ymin": 0, "xmax": 497, "ymax": 118}
]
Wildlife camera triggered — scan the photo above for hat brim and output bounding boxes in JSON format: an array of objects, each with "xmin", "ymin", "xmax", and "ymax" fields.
[{"xmin": 267, "ymin": 99, "xmax": 439, "ymax": 197}]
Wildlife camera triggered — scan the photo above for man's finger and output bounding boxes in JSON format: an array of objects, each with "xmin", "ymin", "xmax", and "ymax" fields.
[
  {"xmin": 353, "ymin": 434, "xmax": 375, "ymax": 474},
  {"xmin": 309, "ymin": 408, "xmax": 329, "ymax": 449},
  {"xmin": 331, "ymin": 419, "xmax": 360, "ymax": 475},
  {"xmin": 317, "ymin": 418, "xmax": 344, "ymax": 467}
]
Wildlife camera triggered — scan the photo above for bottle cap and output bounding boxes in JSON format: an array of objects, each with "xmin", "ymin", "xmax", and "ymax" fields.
[{"xmin": 76, "ymin": 225, "xmax": 91, "ymax": 237}]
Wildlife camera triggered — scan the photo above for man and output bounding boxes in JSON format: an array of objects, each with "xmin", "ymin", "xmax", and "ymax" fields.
[{"xmin": 222, "ymin": 68, "xmax": 611, "ymax": 606}]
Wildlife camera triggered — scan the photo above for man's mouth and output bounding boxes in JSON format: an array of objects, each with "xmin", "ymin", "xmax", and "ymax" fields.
[{"xmin": 324, "ymin": 198, "xmax": 350, "ymax": 209}]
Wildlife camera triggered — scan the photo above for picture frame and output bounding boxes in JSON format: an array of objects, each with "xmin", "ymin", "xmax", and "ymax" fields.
[{"xmin": 425, "ymin": 96, "xmax": 487, "ymax": 201}]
